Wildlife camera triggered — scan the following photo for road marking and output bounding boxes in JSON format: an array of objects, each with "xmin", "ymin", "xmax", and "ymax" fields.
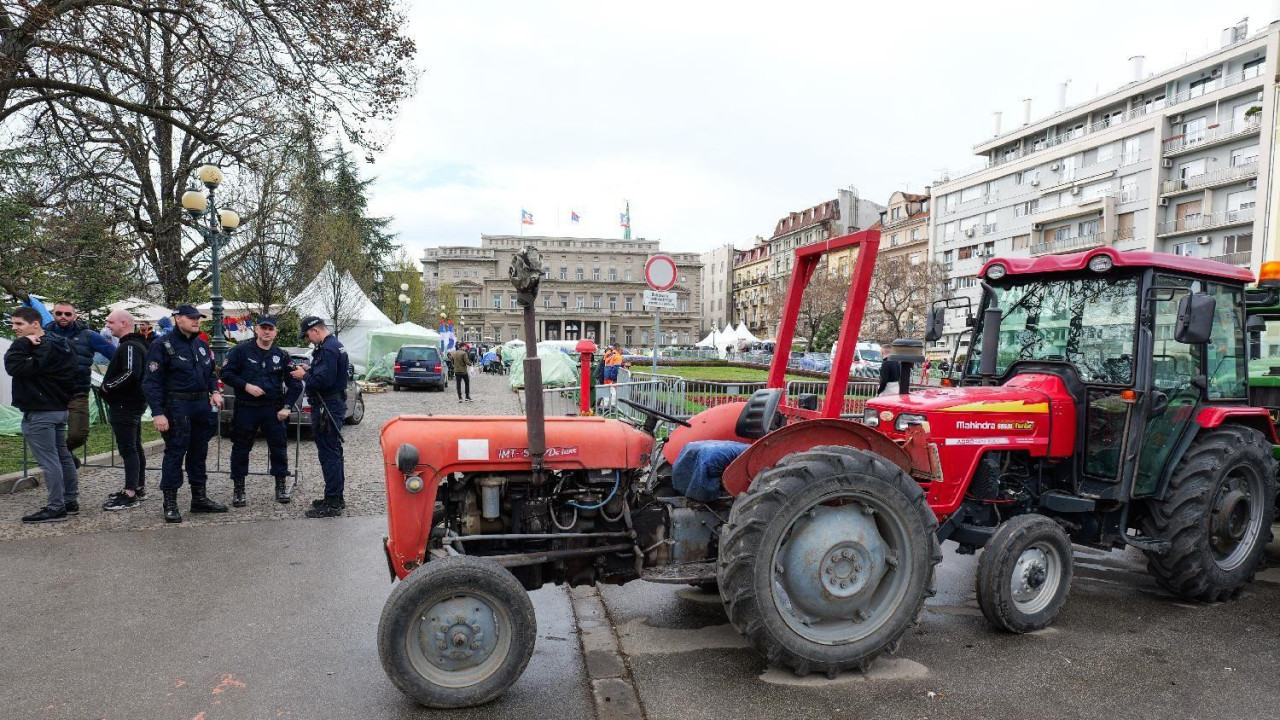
[{"xmin": 569, "ymin": 586, "xmax": 646, "ymax": 720}]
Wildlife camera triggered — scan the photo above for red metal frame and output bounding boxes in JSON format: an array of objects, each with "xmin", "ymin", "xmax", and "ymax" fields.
[{"xmin": 767, "ymin": 229, "xmax": 881, "ymax": 419}]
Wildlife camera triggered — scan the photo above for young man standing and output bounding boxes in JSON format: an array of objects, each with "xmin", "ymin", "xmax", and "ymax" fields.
[
  {"xmin": 290, "ymin": 317, "xmax": 349, "ymax": 518},
  {"xmin": 99, "ymin": 309, "xmax": 150, "ymax": 510},
  {"xmin": 221, "ymin": 316, "xmax": 302, "ymax": 506},
  {"xmin": 451, "ymin": 343, "xmax": 473, "ymax": 403},
  {"xmin": 44, "ymin": 301, "xmax": 115, "ymax": 462},
  {"xmin": 5, "ymin": 307, "xmax": 80, "ymax": 523}
]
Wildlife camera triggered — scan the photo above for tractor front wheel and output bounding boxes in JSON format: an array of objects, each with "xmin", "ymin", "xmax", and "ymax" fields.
[
  {"xmin": 718, "ymin": 446, "xmax": 940, "ymax": 677},
  {"xmin": 378, "ymin": 555, "xmax": 536, "ymax": 708},
  {"xmin": 976, "ymin": 514, "xmax": 1073, "ymax": 633},
  {"xmin": 1141, "ymin": 425, "xmax": 1277, "ymax": 602}
]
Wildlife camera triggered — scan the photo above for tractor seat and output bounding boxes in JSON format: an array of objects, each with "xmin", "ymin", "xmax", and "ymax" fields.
[{"xmin": 736, "ymin": 388, "xmax": 784, "ymax": 439}]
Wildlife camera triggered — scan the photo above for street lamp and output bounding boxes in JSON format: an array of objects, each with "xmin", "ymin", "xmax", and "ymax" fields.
[
  {"xmin": 181, "ymin": 164, "xmax": 239, "ymax": 365},
  {"xmin": 398, "ymin": 282, "xmax": 410, "ymax": 324}
]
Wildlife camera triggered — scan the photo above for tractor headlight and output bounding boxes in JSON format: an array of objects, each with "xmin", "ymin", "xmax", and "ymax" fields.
[
  {"xmin": 405, "ymin": 475, "xmax": 424, "ymax": 494},
  {"xmin": 985, "ymin": 263, "xmax": 1007, "ymax": 280},
  {"xmin": 1088, "ymin": 254, "xmax": 1114, "ymax": 273},
  {"xmin": 894, "ymin": 413, "xmax": 927, "ymax": 432},
  {"xmin": 863, "ymin": 407, "xmax": 880, "ymax": 427}
]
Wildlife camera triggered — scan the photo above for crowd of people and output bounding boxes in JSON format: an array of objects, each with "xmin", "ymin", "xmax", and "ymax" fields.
[{"xmin": 4, "ymin": 301, "xmax": 350, "ymax": 524}]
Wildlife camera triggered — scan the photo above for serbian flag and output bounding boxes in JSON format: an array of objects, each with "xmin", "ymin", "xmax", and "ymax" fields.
[
  {"xmin": 619, "ymin": 211, "xmax": 630, "ymax": 228},
  {"xmin": 570, "ymin": 210, "xmax": 581, "ymax": 224},
  {"xmin": 521, "ymin": 209, "xmax": 534, "ymax": 225}
]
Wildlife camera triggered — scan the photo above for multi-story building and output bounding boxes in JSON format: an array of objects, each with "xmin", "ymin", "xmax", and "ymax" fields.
[
  {"xmin": 829, "ymin": 190, "xmax": 931, "ymax": 275},
  {"xmin": 732, "ymin": 242, "xmax": 772, "ymax": 334},
  {"xmin": 700, "ymin": 243, "xmax": 738, "ymax": 335},
  {"xmin": 420, "ymin": 235, "xmax": 702, "ymax": 348},
  {"xmin": 930, "ymin": 18, "xmax": 1277, "ymax": 356}
]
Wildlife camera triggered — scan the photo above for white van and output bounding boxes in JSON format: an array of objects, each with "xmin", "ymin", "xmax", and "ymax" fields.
[{"xmin": 830, "ymin": 341, "xmax": 883, "ymax": 378}]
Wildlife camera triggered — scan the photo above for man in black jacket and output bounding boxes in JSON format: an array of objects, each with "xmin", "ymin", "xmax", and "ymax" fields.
[
  {"xmin": 98, "ymin": 310, "xmax": 149, "ymax": 510},
  {"xmin": 5, "ymin": 307, "xmax": 80, "ymax": 523},
  {"xmin": 44, "ymin": 301, "xmax": 115, "ymax": 462}
]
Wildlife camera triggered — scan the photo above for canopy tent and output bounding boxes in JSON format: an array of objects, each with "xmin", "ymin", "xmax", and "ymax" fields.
[
  {"xmin": 695, "ymin": 329, "xmax": 719, "ymax": 348},
  {"xmin": 196, "ymin": 300, "xmax": 284, "ymax": 316},
  {"xmin": 734, "ymin": 322, "xmax": 761, "ymax": 345},
  {"xmin": 715, "ymin": 326, "xmax": 738, "ymax": 357},
  {"xmin": 97, "ymin": 297, "xmax": 172, "ymax": 322},
  {"xmin": 364, "ymin": 322, "xmax": 442, "ymax": 370},
  {"xmin": 503, "ymin": 342, "xmax": 580, "ymax": 390},
  {"xmin": 289, "ymin": 262, "xmax": 394, "ymax": 374}
]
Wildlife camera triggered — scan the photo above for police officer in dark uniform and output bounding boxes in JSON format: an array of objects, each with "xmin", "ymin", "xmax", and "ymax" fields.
[
  {"xmin": 220, "ymin": 316, "xmax": 302, "ymax": 507},
  {"xmin": 142, "ymin": 304, "xmax": 228, "ymax": 523},
  {"xmin": 290, "ymin": 316, "xmax": 349, "ymax": 518}
]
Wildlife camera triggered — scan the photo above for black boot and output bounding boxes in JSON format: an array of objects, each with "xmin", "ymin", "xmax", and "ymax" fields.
[
  {"xmin": 232, "ymin": 477, "xmax": 247, "ymax": 508},
  {"xmin": 275, "ymin": 478, "xmax": 291, "ymax": 504},
  {"xmin": 305, "ymin": 496, "xmax": 343, "ymax": 518},
  {"xmin": 310, "ymin": 494, "xmax": 345, "ymax": 510},
  {"xmin": 189, "ymin": 484, "xmax": 228, "ymax": 514},
  {"xmin": 162, "ymin": 489, "xmax": 182, "ymax": 523}
]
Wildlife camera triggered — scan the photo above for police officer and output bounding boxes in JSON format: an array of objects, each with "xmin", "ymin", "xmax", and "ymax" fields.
[
  {"xmin": 142, "ymin": 304, "xmax": 228, "ymax": 523},
  {"xmin": 220, "ymin": 316, "xmax": 302, "ymax": 507},
  {"xmin": 290, "ymin": 316, "xmax": 349, "ymax": 518}
]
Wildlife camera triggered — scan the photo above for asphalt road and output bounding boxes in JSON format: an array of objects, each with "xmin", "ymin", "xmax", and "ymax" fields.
[{"xmin": 4, "ymin": 372, "xmax": 1280, "ymax": 719}]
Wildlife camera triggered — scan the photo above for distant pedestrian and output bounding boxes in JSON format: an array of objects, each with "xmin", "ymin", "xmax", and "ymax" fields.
[
  {"xmin": 221, "ymin": 316, "xmax": 302, "ymax": 507},
  {"xmin": 155, "ymin": 316, "xmax": 173, "ymax": 338},
  {"xmin": 44, "ymin": 301, "xmax": 116, "ymax": 464},
  {"xmin": 451, "ymin": 343, "xmax": 473, "ymax": 402},
  {"xmin": 137, "ymin": 320, "xmax": 155, "ymax": 345},
  {"xmin": 5, "ymin": 307, "xmax": 80, "ymax": 523},
  {"xmin": 290, "ymin": 317, "xmax": 349, "ymax": 518},
  {"xmin": 99, "ymin": 310, "xmax": 150, "ymax": 511},
  {"xmin": 603, "ymin": 344, "xmax": 623, "ymax": 384},
  {"xmin": 142, "ymin": 305, "xmax": 228, "ymax": 523},
  {"xmin": 878, "ymin": 341, "xmax": 901, "ymax": 395}
]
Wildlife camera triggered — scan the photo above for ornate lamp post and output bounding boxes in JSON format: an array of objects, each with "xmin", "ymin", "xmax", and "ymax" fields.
[
  {"xmin": 398, "ymin": 283, "xmax": 410, "ymax": 324},
  {"xmin": 180, "ymin": 164, "xmax": 239, "ymax": 365}
]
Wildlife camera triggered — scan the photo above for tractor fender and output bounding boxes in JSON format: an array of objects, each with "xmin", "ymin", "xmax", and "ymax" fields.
[
  {"xmin": 721, "ymin": 418, "xmax": 913, "ymax": 496},
  {"xmin": 1142, "ymin": 406, "xmax": 1279, "ymax": 500},
  {"xmin": 663, "ymin": 401, "xmax": 757, "ymax": 466}
]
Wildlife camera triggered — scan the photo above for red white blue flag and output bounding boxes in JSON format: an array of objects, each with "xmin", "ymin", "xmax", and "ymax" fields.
[
  {"xmin": 570, "ymin": 211, "xmax": 581, "ymax": 224},
  {"xmin": 521, "ymin": 209, "xmax": 534, "ymax": 225}
]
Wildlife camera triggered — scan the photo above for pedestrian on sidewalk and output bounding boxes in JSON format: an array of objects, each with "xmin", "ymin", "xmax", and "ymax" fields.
[
  {"xmin": 44, "ymin": 301, "xmax": 116, "ymax": 465},
  {"xmin": 221, "ymin": 316, "xmax": 302, "ymax": 507},
  {"xmin": 451, "ymin": 343, "xmax": 473, "ymax": 403},
  {"xmin": 142, "ymin": 305, "xmax": 228, "ymax": 523},
  {"xmin": 99, "ymin": 309, "xmax": 150, "ymax": 511},
  {"xmin": 290, "ymin": 317, "xmax": 349, "ymax": 518},
  {"xmin": 5, "ymin": 307, "xmax": 80, "ymax": 523}
]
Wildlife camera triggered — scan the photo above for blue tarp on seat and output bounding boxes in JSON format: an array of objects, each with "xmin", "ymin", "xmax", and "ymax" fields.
[{"xmin": 672, "ymin": 440, "xmax": 750, "ymax": 502}]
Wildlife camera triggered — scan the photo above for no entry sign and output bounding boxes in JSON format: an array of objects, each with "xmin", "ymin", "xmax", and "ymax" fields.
[{"xmin": 644, "ymin": 254, "xmax": 677, "ymax": 291}]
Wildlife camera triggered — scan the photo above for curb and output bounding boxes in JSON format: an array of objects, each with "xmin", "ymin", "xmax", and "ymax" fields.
[{"xmin": 1, "ymin": 439, "xmax": 167, "ymax": 495}]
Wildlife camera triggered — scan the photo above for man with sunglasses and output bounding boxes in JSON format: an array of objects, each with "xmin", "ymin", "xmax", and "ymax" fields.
[
  {"xmin": 44, "ymin": 301, "xmax": 116, "ymax": 463},
  {"xmin": 220, "ymin": 316, "xmax": 302, "ymax": 507}
]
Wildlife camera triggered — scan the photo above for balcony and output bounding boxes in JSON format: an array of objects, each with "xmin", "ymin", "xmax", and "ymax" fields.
[
  {"xmin": 1156, "ymin": 207, "xmax": 1255, "ymax": 238},
  {"xmin": 1162, "ymin": 117, "xmax": 1260, "ymax": 156},
  {"xmin": 1159, "ymin": 161, "xmax": 1258, "ymax": 196},
  {"xmin": 1030, "ymin": 232, "xmax": 1107, "ymax": 257},
  {"xmin": 1206, "ymin": 250, "xmax": 1251, "ymax": 267}
]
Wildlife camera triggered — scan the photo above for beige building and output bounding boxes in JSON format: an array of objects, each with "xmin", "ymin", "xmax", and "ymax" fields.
[
  {"xmin": 827, "ymin": 190, "xmax": 931, "ymax": 276},
  {"xmin": 421, "ymin": 235, "xmax": 702, "ymax": 348},
  {"xmin": 700, "ymin": 243, "xmax": 738, "ymax": 335},
  {"xmin": 732, "ymin": 243, "xmax": 772, "ymax": 334}
]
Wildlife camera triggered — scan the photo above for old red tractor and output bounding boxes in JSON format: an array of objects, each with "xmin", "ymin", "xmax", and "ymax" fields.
[{"xmin": 376, "ymin": 235, "xmax": 1276, "ymax": 708}]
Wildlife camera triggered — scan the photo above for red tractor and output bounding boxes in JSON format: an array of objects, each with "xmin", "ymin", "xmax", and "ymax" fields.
[{"xmin": 375, "ymin": 234, "xmax": 1277, "ymax": 708}]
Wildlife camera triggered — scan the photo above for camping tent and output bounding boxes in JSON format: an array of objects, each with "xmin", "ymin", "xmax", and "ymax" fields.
[
  {"xmin": 290, "ymin": 262, "xmax": 394, "ymax": 374},
  {"xmin": 364, "ymin": 322, "xmax": 442, "ymax": 370}
]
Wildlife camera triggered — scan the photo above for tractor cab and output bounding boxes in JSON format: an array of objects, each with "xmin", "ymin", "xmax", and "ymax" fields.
[{"xmin": 1244, "ymin": 261, "xmax": 1280, "ymax": 433}]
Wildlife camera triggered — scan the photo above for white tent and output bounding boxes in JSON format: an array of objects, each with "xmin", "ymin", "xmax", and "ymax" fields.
[
  {"xmin": 99, "ymin": 297, "xmax": 172, "ymax": 322},
  {"xmin": 695, "ymin": 330, "xmax": 718, "ymax": 348},
  {"xmin": 715, "ymin": 326, "xmax": 738, "ymax": 357},
  {"xmin": 734, "ymin": 322, "xmax": 761, "ymax": 345},
  {"xmin": 196, "ymin": 299, "xmax": 284, "ymax": 316},
  {"xmin": 290, "ymin": 262, "xmax": 394, "ymax": 374}
]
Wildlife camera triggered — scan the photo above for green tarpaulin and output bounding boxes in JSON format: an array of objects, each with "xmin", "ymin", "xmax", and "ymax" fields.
[
  {"xmin": 364, "ymin": 322, "xmax": 442, "ymax": 377},
  {"xmin": 504, "ymin": 343, "xmax": 580, "ymax": 390}
]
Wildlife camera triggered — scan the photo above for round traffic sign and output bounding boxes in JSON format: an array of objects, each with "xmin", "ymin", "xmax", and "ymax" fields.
[{"xmin": 644, "ymin": 254, "xmax": 677, "ymax": 291}]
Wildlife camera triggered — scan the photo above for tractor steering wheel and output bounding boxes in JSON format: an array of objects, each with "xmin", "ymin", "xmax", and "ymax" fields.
[{"xmin": 617, "ymin": 398, "xmax": 692, "ymax": 428}]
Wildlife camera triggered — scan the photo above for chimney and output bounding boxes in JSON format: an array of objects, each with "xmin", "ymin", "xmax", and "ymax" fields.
[
  {"xmin": 1056, "ymin": 81, "xmax": 1069, "ymax": 112},
  {"xmin": 1222, "ymin": 27, "xmax": 1235, "ymax": 47},
  {"xmin": 992, "ymin": 111, "xmax": 1003, "ymax": 137},
  {"xmin": 1022, "ymin": 98, "xmax": 1032, "ymax": 125},
  {"xmin": 1128, "ymin": 55, "xmax": 1145, "ymax": 83}
]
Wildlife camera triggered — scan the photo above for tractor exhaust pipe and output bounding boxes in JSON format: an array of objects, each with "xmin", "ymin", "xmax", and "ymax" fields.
[{"xmin": 510, "ymin": 247, "xmax": 548, "ymax": 484}]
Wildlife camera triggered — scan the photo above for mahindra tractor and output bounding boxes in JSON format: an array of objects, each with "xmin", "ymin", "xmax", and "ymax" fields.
[{"xmin": 375, "ymin": 234, "xmax": 1277, "ymax": 708}]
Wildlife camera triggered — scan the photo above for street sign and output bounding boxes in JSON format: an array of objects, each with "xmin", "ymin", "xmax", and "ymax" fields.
[
  {"xmin": 644, "ymin": 254, "xmax": 677, "ymax": 291},
  {"xmin": 643, "ymin": 290, "xmax": 677, "ymax": 310}
]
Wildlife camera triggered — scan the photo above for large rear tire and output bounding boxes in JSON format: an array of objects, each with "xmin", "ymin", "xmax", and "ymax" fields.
[
  {"xmin": 378, "ymin": 556, "xmax": 536, "ymax": 708},
  {"xmin": 1141, "ymin": 425, "xmax": 1277, "ymax": 602},
  {"xmin": 718, "ymin": 445, "xmax": 940, "ymax": 677},
  {"xmin": 976, "ymin": 514, "xmax": 1073, "ymax": 633}
]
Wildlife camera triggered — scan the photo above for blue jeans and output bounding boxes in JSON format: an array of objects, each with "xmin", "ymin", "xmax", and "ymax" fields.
[
  {"xmin": 311, "ymin": 398, "xmax": 345, "ymax": 498},
  {"xmin": 22, "ymin": 410, "xmax": 78, "ymax": 511},
  {"xmin": 159, "ymin": 399, "xmax": 217, "ymax": 491}
]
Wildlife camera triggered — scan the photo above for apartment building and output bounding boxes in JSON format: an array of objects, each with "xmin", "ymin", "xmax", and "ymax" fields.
[
  {"xmin": 930, "ymin": 18, "xmax": 1278, "ymax": 355},
  {"xmin": 829, "ymin": 190, "xmax": 931, "ymax": 276},
  {"xmin": 700, "ymin": 243, "xmax": 738, "ymax": 335},
  {"xmin": 420, "ymin": 235, "xmax": 702, "ymax": 347},
  {"xmin": 732, "ymin": 242, "xmax": 772, "ymax": 334}
]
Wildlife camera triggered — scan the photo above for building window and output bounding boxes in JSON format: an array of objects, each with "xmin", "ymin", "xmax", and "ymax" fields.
[
  {"xmin": 641, "ymin": 330, "xmax": 649, "ymax": 344},
  {"xmin": 890, "ymin": 233, "xmax": 899, "ymax": 246},
  {"xmin": 543, "ymin": 294, "xmax": 551, "ymax": 308},
  {"xmin": 559, "ymin": 267, "xmax": 568, "ymax": 280},
  {"xmin": 493, "ymin": 294, "xmax": 502, "ymax": 309},
  {"xmin": 453, "ymin": 269, "xmax": 462, "ymax": 278},
  {"xmin": 1231, "ymin": 146, "xmax": 1260, "ymax": 167},
  {"xmin": 624, "ymin": 270, "xmax": 633, "ymax": 281},
  {"xmin": 1172, "ymin": 241, "xmax": 1198, "ymax": 257},
  {"xmin": 494, "ymin": 327, "xmax": 502, "ymax": 342},
  {"xmin": 577, "ymin": 295, "xmax": 586, "ymax": 309},
  {"xmin": 609, "ymin": 268, "xmax": 617, "ymax": 281},
  {"xmin": 1012, "ymin": 234, "xmax": 1031, "ymax": 250},
  {"xmin": 679, "ymin": 299, "xmax": 688, "ymax": 312},
  {"xmin": 957, "ymin": 245, "xmax": 973, "ymax": 260},
  {"xmin": 609, "ymin": 295, "xmax": 617, "ymax": 311},
  {"xmin": 592, "ymin": 295, "xmax": 601, "ymax": 309},
  {"xmin": 510, "ymin": 296, "xmax": 519, "ymax": 309},
  {"xmin": 1224, "ymin": 233, "xmax": 1253, "ymax": 255},
  {"xmin": 625, "ymin": 296, "xmax": 634, "ymax": 311},
  {"xmin": 576, "ymin": 268, "xmax": 584, "ymax": 281},
  {"xmin": 1079, "ymin": 219, "xmax": 1099, "ymax": 237},
  {"xmin": 560, "ymin": 294, "xmax": 569, "ymax": 309},
  {"xmin": 910, "ymin": 228, "xmax": 920, "ymax": 241},
  {"xmin": 1120, "ymin": 175, "xmax": 1139, "ymax": 203},
  {"xmin": 1095, "ymin": 142, "xmax": 1115, "ymax": 163},
  {"xmin": 593, "ymin": 267, "xmax": 601, "ymax": 281}
]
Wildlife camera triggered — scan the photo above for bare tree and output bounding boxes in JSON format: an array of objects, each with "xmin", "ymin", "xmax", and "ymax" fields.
[
  {"xmin": 762, "ymin": 263, "xmax": 849, "ymax": 350},
  {"xmin": 863, "ymin": 255, "xmax": 949, "ymax": 343},
  {"xmin": 224, "ymin": 147, "xmax": 298, "ymax": 315}
]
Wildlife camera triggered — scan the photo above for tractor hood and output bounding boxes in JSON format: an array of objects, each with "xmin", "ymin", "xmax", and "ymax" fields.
[{"xmin": 867, "ymin": 385, "xmax": 1051, "ymax": 415}]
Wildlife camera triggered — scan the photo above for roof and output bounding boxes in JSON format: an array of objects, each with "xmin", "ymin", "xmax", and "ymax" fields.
[
  {"xmin": 979, "ymin": 247, "xmax": 1255, "ymax": 283},
  {"xmin": 772, "ymin": 199, "xmax": 839, "ymax": 238},
  {"xmin": 734, "ymin": 245, "xmax": 772, "ymax": 267}
]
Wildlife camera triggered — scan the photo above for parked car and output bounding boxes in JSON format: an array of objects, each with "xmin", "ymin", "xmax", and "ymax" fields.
[
  {"xmin": 219, "ymin": 348, "xmax": 365, "ymax": 436},
  {"xmin": 393, "ymin": 345, "xmax": 448, "ymax": 391}
]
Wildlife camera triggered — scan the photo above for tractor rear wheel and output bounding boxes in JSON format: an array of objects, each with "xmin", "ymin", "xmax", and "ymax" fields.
[
  {"xmin": 976, "ymin": 514, "xmax": 1073, "ymax": 633},
  {"xmin": 1141, "ymin": 425, "xmax": 1277, "ymax": 602},
  {"xmin": 718, "ymin": 446, "xmax": 940, "ymax": 677},
  {"xmin": 378, "ymin": 555, "xmax": 536, "ymax": 708}
]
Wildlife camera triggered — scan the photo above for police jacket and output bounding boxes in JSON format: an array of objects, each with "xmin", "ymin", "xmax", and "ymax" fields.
[
  {"xmin": 221, "ymin": 341, "xmax": 303, "ymax": 408},
  {"xmin": 99, "ymin": 332, "xmax": 148, "ymax": 409},
  {"xmin": 3, "ymin": 334, "xmax": 77, "ymax": 412},
  {"xmin": 43, "ymin": 319, "xmax": 115, "ymax": 394},
  {"xmin": 303, "ymin": 335, "xmax": 349, "ymax": 401},
  {"xmin": 141, "ymin": 330, "xmax": 218, "ymax": 416}
]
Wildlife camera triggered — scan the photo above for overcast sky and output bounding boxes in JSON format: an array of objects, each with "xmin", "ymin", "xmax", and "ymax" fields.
[{"xmin": 364, "ymin": 1, "xmax": 1276, "ymax": 261}]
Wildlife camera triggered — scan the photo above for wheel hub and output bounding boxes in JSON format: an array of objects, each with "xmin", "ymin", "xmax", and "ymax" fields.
[
  {"xmin": 417, "ymin": 597, "xmax": 499, "ymax": 672},
  {"xmin": 1011, "ymin": 548, "xmax": 1052, "ymax": 606},
  {"xmin": 1212, "ymin": 488, "xmax": 1250, "ymax": 548},
  {"xmin": 775, "ymin": 502, "xmax": 889, "ymax": 621}
]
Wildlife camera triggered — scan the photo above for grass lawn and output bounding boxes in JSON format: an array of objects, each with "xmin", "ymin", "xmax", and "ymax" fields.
[
  {"xmin": 0, "ymin": 422, "xmax": 162, "ymax": 476},
  {"xmin": 635, "ymin": 364, "xmax": 812, "ymax": 383}
]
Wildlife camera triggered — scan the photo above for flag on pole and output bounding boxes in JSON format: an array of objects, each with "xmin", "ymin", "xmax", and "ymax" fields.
[
  {"xmin": 521, "ymin": 209, "xmax": 534, "ymax": 225},
  {"xmin": 570, "ymin": 210, "xmax": 581, "ymax": 224},
  {"xmin": 619, "ymin": 210, "xmax": 630, "ymax": 228}
]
